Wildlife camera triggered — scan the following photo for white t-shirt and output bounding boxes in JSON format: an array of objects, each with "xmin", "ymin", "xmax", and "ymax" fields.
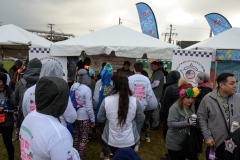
[
  {"xmin": 128, "ymin": 74, "xmax": 153, "ymax": 110},
  {"xmin": 22, "ymin": 85, "xmax": 77, "ymax": 126},
  {"xmin": 20, "ymin": 110, "xmax": 80, "ymax": 160}
]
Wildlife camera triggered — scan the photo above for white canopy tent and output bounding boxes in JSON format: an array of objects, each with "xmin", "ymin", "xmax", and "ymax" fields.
[
  {"xmin": 0, "ymin": 24, "xmax": 52, "ymax": 57},
  {"xmin": 185, "ymin": 27, "xmax": 240, "ymax": 61},
  {"xmin": 50, "ymin": 25, "xmax": 179, "ymax": 59}
]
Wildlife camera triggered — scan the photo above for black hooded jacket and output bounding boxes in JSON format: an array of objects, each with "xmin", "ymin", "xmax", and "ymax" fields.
[
  {"xmin": 13, "ymin": 58, "xmax": 42, "ymax": 109},
  {"xmin": 160, "ymin": 70, "xmax": 180, "ymax": 122}
]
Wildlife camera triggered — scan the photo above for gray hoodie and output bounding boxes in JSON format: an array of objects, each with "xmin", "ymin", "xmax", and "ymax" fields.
[{"xmin": 22, "ymin": 61, "xmax": 76, "ymax": 125}]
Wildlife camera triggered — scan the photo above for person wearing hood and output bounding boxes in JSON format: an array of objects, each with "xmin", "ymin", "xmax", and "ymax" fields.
[
  {"xmin": 93, "ymin": 62, "xmax": 113, "ymax": 160},
  {"xmin": 117, "ymin": 61, "xmax": 134, "ymax": 77},
  {"xmin": 22, "ymin": 61, "xmax": 77, "ymax": 126},
  {"xmin": 19, "ymin": 77, "xmax": 80, "ymax": 160},
  {"xmin": 159, "ymin": 70, "xmax": 180, "ymax": 160},
  {"xmin": 0, "ymin": 61, "xmax": 10, "ymax": 86},
  {"xmin": 70, "ymin": 68, "xmax": 95, "ymax": 160},
  {"xmin": 13, "ymin": 58, "xmax": 42, "ymax": 118},
  {"xmin": 195, "ymin": 72, "xmax": 212, "ymax": 112}
]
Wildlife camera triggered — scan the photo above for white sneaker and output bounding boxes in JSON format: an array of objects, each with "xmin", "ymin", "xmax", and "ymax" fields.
[
  {"xmin": 109, "ymin": 152, "xmax": 113, "ymax": 156},
  {"xmin": 100, "ymin": 152, "xmax": 110, "ymax": 160},
  {"xmin": 134, "ymin": 145, "xmax": 139, "ymax": 152}
]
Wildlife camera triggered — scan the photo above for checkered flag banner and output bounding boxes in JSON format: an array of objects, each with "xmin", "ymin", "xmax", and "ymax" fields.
[
  {"xmin": 171, "ymin": 49, "xmax": 212, "ymax": 87},
  {"xmin": 173, "ymin": 49, "xmax": 213, "ymax": 58},
  {"xmin": 29, "ymin": 47, "xmax": 50, "ymax": 54}
]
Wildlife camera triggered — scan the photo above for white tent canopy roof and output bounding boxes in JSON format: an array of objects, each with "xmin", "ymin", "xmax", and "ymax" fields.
[
  {"xmin": 0, "ymin": 24, "xmax": 52, "ymax": 47},
  {"xmin": 185, "ymin": 27, "xmax": 240, "ymax": 60},
  {"xmin": 50, "ymin": 25, "xmax": 179, "ymax": 59}
]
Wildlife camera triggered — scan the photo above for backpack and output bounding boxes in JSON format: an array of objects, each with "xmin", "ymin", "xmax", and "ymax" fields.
[
  {"xmin": 68, "ymin": 84, "xmax": 81, "ymax": 136},
  {"xmin": 69, "ymin": 84, "xmax": 81, "ymax": 111},
  {"xmin": 18, "ymin": 78, "xmax": 34, "ymax": 121}
]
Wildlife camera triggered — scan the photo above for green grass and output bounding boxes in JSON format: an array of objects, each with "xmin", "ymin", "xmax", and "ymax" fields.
[
  {"xmin": 0, "ymin": 61, "xmax": 207, "ymax": 159},
  {"xmin": 0, "ymin": 123, "xmax": 207, "ymax": 160},
  {"xmin": 3, "ymin": 61, "xmax": 15, "ymax": 72}
]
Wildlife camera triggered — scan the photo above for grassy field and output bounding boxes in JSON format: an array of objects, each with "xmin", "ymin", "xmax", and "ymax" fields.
[
  {"xmin": 0, "ymin": 123, "xmax": 207, "ymax": 160},
  {"xmin": 0, "ymin": 61, "xmax": 207, "ymax": 160},
  {"xmin": 3, "ymin": 61, "xmax": 15, "ymax": 71}
]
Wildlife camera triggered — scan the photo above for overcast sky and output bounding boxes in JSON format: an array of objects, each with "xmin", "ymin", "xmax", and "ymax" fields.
[{"xmin": 0, "ymin": 0, "xmax": 240, "ymax": 43}]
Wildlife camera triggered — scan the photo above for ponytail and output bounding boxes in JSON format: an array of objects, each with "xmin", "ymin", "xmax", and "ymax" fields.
[{"xmin": 113, "ymin": 75, "xmax": 132, "ymax": 127}]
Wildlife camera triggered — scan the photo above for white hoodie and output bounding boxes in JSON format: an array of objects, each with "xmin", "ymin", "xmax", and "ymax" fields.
[{"xmin": 22, "ymin": 61, "xmax": 77, "ymax": 126}]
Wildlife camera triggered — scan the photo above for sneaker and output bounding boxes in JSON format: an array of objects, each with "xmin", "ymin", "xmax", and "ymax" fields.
[
  {"xmin": 12, "ymin": 135, "xmax": 19, "ymax": 142},
  {"xmin": 109, "ymin": 152, "xmax": 113, "ymax": 156},
  {"xmin": 145, "ymin": 137, "xmax": 151, "ymax": 142},
  {"xmin": 164, "ymin": 153, "xmax": 169, "ymax": 159},
  {"xmin": 134, "ymin": 145, "xmax": 139, "ymax": 152},
  {"xmin": 141, "ymin": 136, "xmax": 151, "ymax": 142},
  {"xmin": 100, "ymin": 152, "xmax": 110, "ymax": 160}
]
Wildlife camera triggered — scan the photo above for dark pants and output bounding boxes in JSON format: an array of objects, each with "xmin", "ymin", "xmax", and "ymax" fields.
[
  {"xmin": 99, "ymin": 123, "xmax": 109, "ymax": 156},
  {"xmin": 0, "ymin": 125, "xmax": 14, "ymax": 160},
  {"xmin": 68, "ymin": 81, "xmax": 74, "ymax": 90},
  {"xmin": 163, "ymin": 121, "xmax": 168, "ymax": 142},
  {"xmin": 109, "ymin": 145, "xmax": 135, "ymax": 155},
  {"xmin": 168, "ymin": 149, "xmax": 185, "ymax": 160}
]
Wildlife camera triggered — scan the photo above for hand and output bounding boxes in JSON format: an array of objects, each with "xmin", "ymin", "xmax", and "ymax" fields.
[
  {"xmin": 188, "ymin": 118, "xmax": 197, "ymax": 126},
  {"xmin": 205, "ymin": 139, "xmax": 215, "ymax": 147},
  {"xmin": 0, "ymin": 107, "xmax": 4, "ymax": 112},
  {"xmin": 235, "ymin": 126, "xmax": 240, "ymax": 131},
  {"xmin": 91, "ymin": 123, "xmax": 95, "ymax": 128}
]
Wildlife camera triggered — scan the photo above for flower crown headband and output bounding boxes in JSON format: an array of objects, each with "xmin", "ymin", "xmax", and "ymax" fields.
[{"xmin": 179, "ymin": 87, "xmax": 200, "ymax": 98}]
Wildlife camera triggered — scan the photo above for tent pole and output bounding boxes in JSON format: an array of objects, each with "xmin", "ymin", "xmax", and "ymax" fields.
[{"xmin": 214, "ymin": 61, "xmax": 218, "ymax": 88}]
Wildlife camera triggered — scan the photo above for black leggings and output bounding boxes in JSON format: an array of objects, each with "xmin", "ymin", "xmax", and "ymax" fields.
[
  {"xmin": 168, "ymin": 149, "xmax": 185, "ymax": 160},
  {"xmin": 109, "ymin": 145, "xmax": 135, "ymax": 155},
  {"xmin": 0, "ymin": 125, "xmax": 14, "ymax": 160}
]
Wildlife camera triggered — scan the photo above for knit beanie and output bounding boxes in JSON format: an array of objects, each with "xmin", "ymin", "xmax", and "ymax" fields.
[
  {"xmin": 178, "ymin": 78, "xmax": 199, "ymax": 98},
  {"xmin": 15, "ymin": 60, "xmax": 23, "ymax": 67},
  {"xmin": 178, "ymin": 78, "xmax": 193, "ymax": 90},
  {"xmin": 77, "ymin": 69, "xmax": 91, "ymax": 86},
  {"xmin": 114, "ymin": 148, "xmax": 142, "ymax": 160},
  {"xmin": 103, "ymin": 63, "xmax": 113, "ymax": 73},
  {"xmin": 27, "ymin": 58, "xmax": 42, "ymax": 69},
  {"xmin": 0, "ymin": 73, "xmax": 7, "ymax": 84},
  {"xmin": 36, "ymin": 76, "xmax": 69, "ymax": 118}
]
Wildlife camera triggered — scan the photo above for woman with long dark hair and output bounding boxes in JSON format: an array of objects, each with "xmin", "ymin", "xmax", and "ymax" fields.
[
  {"xmin": 0, "ymin": 72, "xmax": 15, "ymax": 160},
  {"xmin": 97, "ymin": 74, "xmax": 145, "ymax": 155}
]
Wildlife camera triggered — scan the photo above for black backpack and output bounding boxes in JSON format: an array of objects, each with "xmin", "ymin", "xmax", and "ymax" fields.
[
  {"xmin": 18, "ymin": 78, "xmax": 34, "ymax": 121},
  {"xmin": 180, "ymin": 125, "xmax": 204, "ymax": 160}
]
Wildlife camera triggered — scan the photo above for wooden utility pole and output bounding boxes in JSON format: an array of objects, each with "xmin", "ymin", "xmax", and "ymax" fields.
[
  {"xmin": 161, "ymin": 24, "xmax": 177, "ymax": 43},
  {"xmin": 119, "ymin": 17, "xmax": 122, "ymax": 25},
  {"xmin": 209, "ymin": 28, "xmax": 212, "ymax": 37},
  {"xmin": 47, "ymin": 24, "xmax": 55, "ymax": 41}
]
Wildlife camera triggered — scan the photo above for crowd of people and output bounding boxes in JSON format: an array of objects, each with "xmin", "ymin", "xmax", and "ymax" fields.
[{"xmin": 0, "ymin": 57, "xmax": 239, "ymax": 160}]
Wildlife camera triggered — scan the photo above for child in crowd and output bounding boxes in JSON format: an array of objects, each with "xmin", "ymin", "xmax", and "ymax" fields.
[{"xmin": 71, "ymin": 68, "xmax": 95, "ymax": 160}]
